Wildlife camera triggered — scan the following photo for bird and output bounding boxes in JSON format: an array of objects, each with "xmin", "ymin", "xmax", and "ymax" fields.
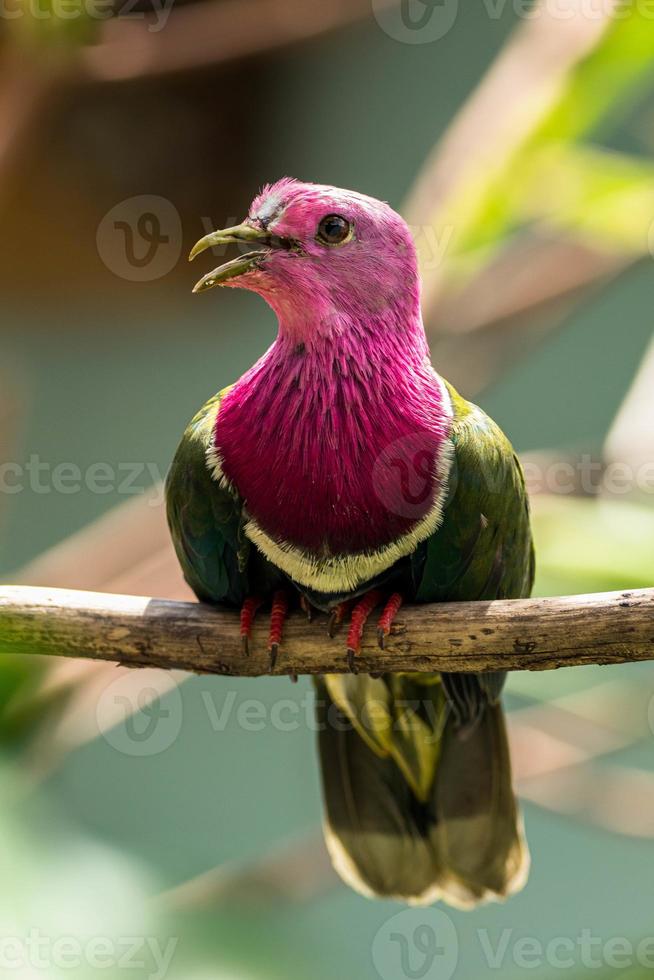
[{"xmin": 166, "ymin": 178, "xmax": 534, "ymax": 908}]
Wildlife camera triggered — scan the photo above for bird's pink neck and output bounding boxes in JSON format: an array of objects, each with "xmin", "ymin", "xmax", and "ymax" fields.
[{"xmin": 214, "ymin": 310, "xmax": 452, "ymax": 556}]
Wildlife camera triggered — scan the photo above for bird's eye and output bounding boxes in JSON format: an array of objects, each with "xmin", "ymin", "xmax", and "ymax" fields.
[{"xmin": 317, "ymin": 214, "xmax": 351, "ymax": 246}]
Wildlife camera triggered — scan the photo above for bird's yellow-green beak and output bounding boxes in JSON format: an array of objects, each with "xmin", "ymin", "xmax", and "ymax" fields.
[{"xmin": 189, "ymin": 223, "xmax": 273, "ymax": 293}]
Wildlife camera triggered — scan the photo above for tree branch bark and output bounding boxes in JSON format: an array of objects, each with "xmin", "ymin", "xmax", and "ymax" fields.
[{"xmin": 0, "ymin": 585, "xmax": 652, "ymax": 677}]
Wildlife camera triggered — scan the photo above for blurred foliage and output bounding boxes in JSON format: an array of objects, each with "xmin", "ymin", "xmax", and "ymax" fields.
[
  {"xmin": 0, "ymin": 654, "xmax": 68, "ymax": 746},
  {"xmin": 531, "ymin": 495, "xmax": 654, "ymax": 598},
  {"xmin": 427, "ymin": 4, "xmax": 654, "ymax": 282},
  {"xmin": 0, "ymin": 756, "xmax": 319, "ymax": 979},
  {"xmin": 516, "ymin": 144, "xmax": 654, "ymax": 251},
  {"xmin": 9, "ymin": 0, "xmax": 100, "ymax": 48},
  {"xmin": 0, "ymin": 759, "xmax": 163, "ymax": 980}
]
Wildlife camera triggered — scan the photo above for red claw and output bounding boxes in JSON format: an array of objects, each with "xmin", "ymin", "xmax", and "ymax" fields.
[
  {"xmin": 346, "ymin": 590, "xmax": 383, "ymax": 672},
  {"xmin": 377, "ymin": 593, "xmax": 403, "ymax": 649},
  {"xmin": 328, "ymin": 600, "xmax": 352, "ymax": 637},
  {"xmin": 240, "ymin": 597, "xmax": 263, "ymax": 656},
  {"xmin": 268, "ymin": 590, "xmax": 290, "ymax": 671}
]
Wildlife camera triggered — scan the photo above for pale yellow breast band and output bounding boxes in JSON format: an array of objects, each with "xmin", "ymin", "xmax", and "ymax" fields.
[
  {"xmin": 241, "ymin": 437, "xmax": 454, "ymax": 593},
  {"xmin": 207, "ymin": 374, "xmax": 455, "ymax": 594}
]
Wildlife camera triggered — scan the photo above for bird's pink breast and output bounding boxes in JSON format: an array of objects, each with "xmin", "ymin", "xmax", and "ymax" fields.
[{"xmin": 214, "ymin": 336, "xmax": 452, "ymax": 556}]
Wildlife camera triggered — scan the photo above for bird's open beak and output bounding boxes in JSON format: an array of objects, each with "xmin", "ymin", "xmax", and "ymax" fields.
[{"xmin": 189, "ymin": 223, "xmax": 279, "ymax": 293}]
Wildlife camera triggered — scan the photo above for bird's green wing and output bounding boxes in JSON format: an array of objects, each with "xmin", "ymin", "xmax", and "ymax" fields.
[
  {"xmin": 413, "ymin": 382, "xmax": 534, "ymax": 716},
  {"xmin": 165, "ymin": 390, "xmax": 251, "ymax": 606},
  {"xmin": 414, "ymin": 381, "xmax": 534, "ymax": 608}
]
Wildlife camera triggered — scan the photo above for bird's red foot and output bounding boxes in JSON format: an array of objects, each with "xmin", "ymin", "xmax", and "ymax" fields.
[
  {"xmin": 377, "ymin": 593, "xmax": 403, "ymax": 649},
  {"xmin": 328, "ymin": 600, "xmax": 352, "ymax": 638},
  {"xmin": 240, "ymin": 592, "xmax": 291, "ymax": 668},
  {"xmin": 240, "ymin": 597, "xmax": 263, "ymax": 656},
  {"xmin": 268, "ymin": 590, "xmax": 290, "ymax": 671},
  {"xmin": 346, "ymin": 591, "xmax": 383, "ymax": 673}
]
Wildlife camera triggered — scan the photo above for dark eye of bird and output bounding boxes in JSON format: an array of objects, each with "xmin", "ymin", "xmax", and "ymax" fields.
[{"xmin": 317, "ymin": 214, "xmax": 351, "ymax": 245}]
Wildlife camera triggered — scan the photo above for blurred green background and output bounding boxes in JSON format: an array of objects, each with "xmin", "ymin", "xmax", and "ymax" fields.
[{"xmin": 2, "ymin": 1, "xmax": 654, "ymax": 978}]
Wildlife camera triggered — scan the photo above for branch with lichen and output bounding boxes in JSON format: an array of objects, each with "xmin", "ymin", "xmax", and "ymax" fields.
[{"xmin": 0, "ymin": 585, "xmax": 652, "ymax": 677}]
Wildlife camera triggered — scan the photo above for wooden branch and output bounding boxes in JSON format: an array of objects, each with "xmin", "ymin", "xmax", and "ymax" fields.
[{"xmin": 1, "ymin": 586, "xmax": 653, "ymax": 677}]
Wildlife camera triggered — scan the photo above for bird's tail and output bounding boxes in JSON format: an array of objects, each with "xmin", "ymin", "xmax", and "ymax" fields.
[{"xmin": 314, "ymin": 673, "xmax": 528, "ymax": 908}]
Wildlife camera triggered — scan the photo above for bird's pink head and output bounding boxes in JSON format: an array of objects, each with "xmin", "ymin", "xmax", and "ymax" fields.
[{"xmin": 189, "ymin": 178, "xmax": 422, "ymax": 343}]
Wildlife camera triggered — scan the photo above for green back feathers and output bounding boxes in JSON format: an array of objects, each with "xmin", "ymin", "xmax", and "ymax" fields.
[
  {"xmin": 414, "ymin": 382, "xmax": 534, "ymax": 604},
  {"xmin": 166, "ymin": 391, "xmax": 249, "ymax": 606},
  {"xmin": 166, "ymin": 390, "xmax": 285, "ymax": 606}
]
